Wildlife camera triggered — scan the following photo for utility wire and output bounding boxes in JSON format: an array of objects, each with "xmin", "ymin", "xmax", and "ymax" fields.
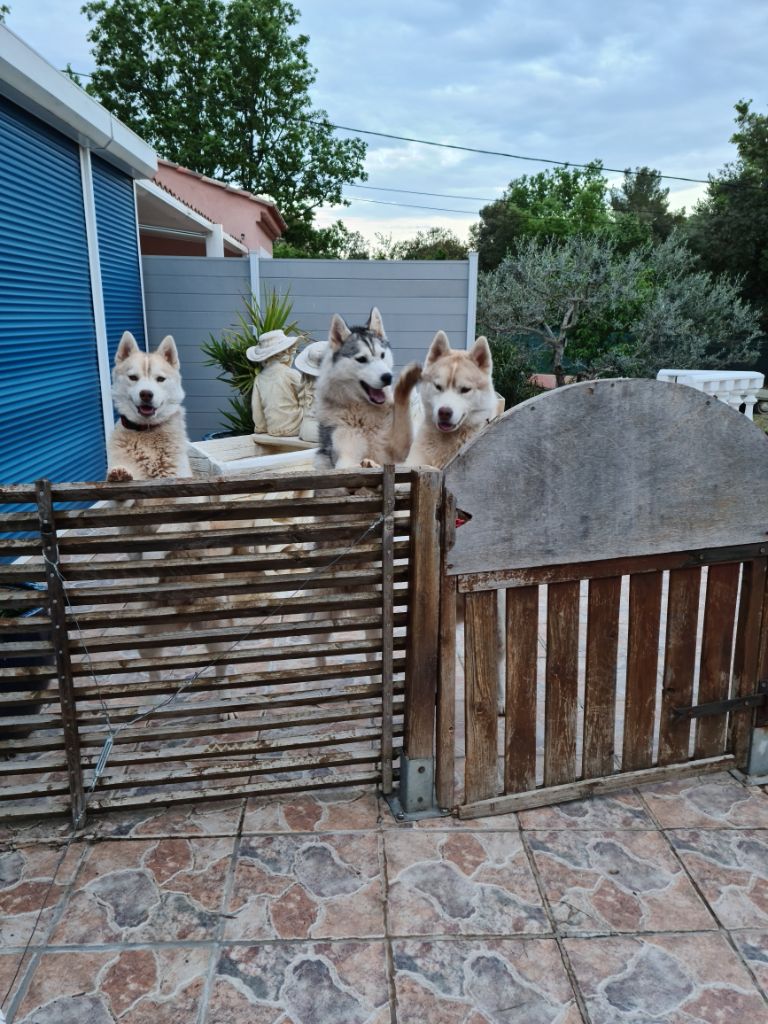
[
  {"xmin": 347, "ymin": 183, "xmax": 500, "ymax": 203},
  {"xmin": 339, "ymin": 195, "xmax": 478, "ymax": 214}
]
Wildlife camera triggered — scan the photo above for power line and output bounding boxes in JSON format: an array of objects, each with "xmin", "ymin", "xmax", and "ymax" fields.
[
  {"xmin": 347, "ymin": 182, "xmax": 499, "ymax": 203},
  {"xmin": 311, "ymin": 117, "xmax": 767, "ymax": 191},
  {"xmin": 339, "ymin": 195, "xmax": 477, "ymax": 214}
]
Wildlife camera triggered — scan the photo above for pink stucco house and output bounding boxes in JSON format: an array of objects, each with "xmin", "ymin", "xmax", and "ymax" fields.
[{"xmin": 138, "ymin": 159, "xmax": 286, "ymax": 258}]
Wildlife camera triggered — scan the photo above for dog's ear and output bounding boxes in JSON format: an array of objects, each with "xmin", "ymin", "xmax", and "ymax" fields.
[
  {"xmin": 156, "ymin": 335, "xmax": 180, "ymax": 369},
  {"xmin": 426, "ymin": 330, "xmax": 451, "ymax": 365},
  {"xmin": 115, "ymin": 331, "xmax": 140, "ymax": 364},
  {"xmin": 367, "ymin": 307, "xmax": 385, "ymax": 338},
  {"xmin": 329, "ymin": 314, "xmax": 351, "ymax": 351},
  {"xmin": 469, "ymin": 335, "xmax": 492, "ymax": 373}
]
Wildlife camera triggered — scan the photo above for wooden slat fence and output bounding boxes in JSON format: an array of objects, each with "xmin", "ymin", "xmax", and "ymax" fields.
[
  {"xmin": 0, "ymin": 467, "xmax": 423, "ymax": 824},
  {"xmin": 438, "ymin": 379, "xmax": 768, "ymax": 818}
]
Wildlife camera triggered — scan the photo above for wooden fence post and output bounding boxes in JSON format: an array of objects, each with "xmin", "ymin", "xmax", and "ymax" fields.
[
  {"xmin": 402, "ymin": 468, "xmax": 441, "ymax": 811},
  {"xmin": 36, "ymin": 479, "xmax": 85, "ymax": 827},
  {"xmin": 380, "ymin": 464, "xmax": 396, "ymax": 795}
]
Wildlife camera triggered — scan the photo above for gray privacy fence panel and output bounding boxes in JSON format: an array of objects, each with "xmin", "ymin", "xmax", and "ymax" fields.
[
  {"xmin": 142, "ymin": 255, "xmax": 473, "ymax": 440},
  {"xmin": 260, "ymin": 258, "xmax": 471, "ymax": 367},
  {"xmin": 142, "ymin": 256, "xmax": 251, "ymax": 439}
]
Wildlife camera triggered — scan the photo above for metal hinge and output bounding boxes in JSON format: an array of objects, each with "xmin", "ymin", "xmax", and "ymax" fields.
[{"xmin": 673, "ymin": 680, "xmax": 768, "ymax": 721}]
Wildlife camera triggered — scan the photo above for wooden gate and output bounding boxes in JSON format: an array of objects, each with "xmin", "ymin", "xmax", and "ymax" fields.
[
  {"xmin": 437, "ymin": 379, "xmax": 768, "ymax": 818},
  {"xmin": 0, "ymin": 466, "xmax": 424, "ymax": 824}
]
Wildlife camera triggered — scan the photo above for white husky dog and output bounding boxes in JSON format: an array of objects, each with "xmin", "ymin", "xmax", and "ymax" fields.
[
  {"xmin": 315, "ymin": 308, "xmax": 421, "ymax": 469},
  {"xmin": 107, "ymin": 331, "xmax": 191, "ymax": 481},
  {"xmin": 408, "ymin": 331, "xmax": 496, "ymax": 469}
]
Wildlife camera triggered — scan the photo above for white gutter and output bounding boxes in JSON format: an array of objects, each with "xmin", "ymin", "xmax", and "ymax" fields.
[{"xmin": 0, "ymin": 24, "xmax": 156, "ymax": 179}]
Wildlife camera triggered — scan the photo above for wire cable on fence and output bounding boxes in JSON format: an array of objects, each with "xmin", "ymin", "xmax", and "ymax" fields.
[{"xmin": 1, "ymin": 509, "xmax": 388, "ymax": 1015}]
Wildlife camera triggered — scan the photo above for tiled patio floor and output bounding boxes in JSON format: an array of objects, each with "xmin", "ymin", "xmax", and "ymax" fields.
[{"xmin": 2, "ymin": 771, "xmax": 768, "ymax": 1023}]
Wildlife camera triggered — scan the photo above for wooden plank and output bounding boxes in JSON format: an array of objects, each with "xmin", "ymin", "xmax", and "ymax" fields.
[
  {"xmin": 435, "ymin": 485, "xmax": 457, "ymax": 811},
  {"xmin": 68, "ymin": 612, "xmax": 406, "ymax": 653},
  {"xmin": 91, "ymin": 749, "xmax": 382, "ymax": 792},
  {"xmin": 582, "ymin": 576, "xmax": 621, "ymax": 778},
  {"xmin": 457, "ymin": 754, "xmax": 735, "ymax": 818},
  {"xmin": 35, "ymin": 478, "xmax": 85, "ymax": 827},
  {"xmin": 730, "ymin": 558, "xmax": 767, "ymax": 769},
  {"xmin": 65, "ymin": 591, "xmax": 393, "ymax": 630},
  {"xmin": 56, "ymin": 520, "xmax": 390, "ymax": 557},
  {"xmin": 403, "ymin": 469, "xmax": 441, "ymax": 763},
  {"xmin": 380, "ymin": 465, "xmax": 396, "ymax": 795},
  {"xmin": 58, "ymin": 566, "xmax": 408, "ymax": 608},
  {"xmin": 47, "ymin": 467, "xmax": 411, "ymax": 502},
  {"xmin": 59, "ymin": 541, "xmax": 409, "ymax": 581},
  {"xmin": 443, "ymin": 379, "xmax": 768, "ymax": 577},
  {"xmin": 504, "ymin": 585, "xmax": 538, "ymax": 793},
  {"xmin": 456, "ymin": 544, "xmax": 768, "ymax": 591},
  {"xmin": 53, "ymin": 492, "xmax": 410, "ymax": 529},
  {"xmin": 544, "ymin": 580, "xmax": 580, "ymax": 786},
  {"xmin": 694, "ymin": 562, "xmax": 741, "ymax": 758},
  {"xmin": 658, "ymin": 567, "xmax": 701, "ymax": 765},
  {"xmin": 73, "ymin": 655, "xmax": 407, "ymax": 702},
  {"xmin": 623, "ymin": 571, "xmax": 663, "ymax": 771},
  {"xmin": 464, "ymin": 589, "xmax": 499, "ymax": 803}
]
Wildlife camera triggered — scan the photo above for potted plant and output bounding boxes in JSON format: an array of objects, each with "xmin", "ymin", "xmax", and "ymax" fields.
[{"xmin": 201, "ymin": 289, "xmax": 300, "ymax": 437}]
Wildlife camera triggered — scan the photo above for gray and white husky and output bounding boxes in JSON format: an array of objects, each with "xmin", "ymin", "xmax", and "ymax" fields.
[{"xmin": 315, "ymin": 308, "xmax": 421, "ymax": 469}]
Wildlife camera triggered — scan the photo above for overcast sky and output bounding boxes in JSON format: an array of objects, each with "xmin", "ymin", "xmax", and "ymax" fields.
[{"xmin": 6, "ymin": 0, "xmax": 767, "ymax": 242}]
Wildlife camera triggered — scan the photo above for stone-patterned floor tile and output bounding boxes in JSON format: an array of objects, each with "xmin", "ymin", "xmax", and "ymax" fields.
[
  {"xmin": 641, "ymin": 773, "xmax": 768, "ymax": 829},
  {"xmin": 225, "ymin": 832, "xmax": 383, "ymax": 940},
  {"xmin": 527, "ymin": 830, "xmax": 714, "ymax": 935},
  {"xmin": 565, "ymin": 931, "xmax": 766, "ymax": 1023},
  {"xmin": 50, "ymin": 836, "xmax": 234, "ymax": 944},
  {"xmin": 0, "ymin": 950, "xmax": 35, "ymax": 1015},
  {"xmin": 730, "ymin": 929, "xmax": 768, "ymax": 996},
  {"xmin": 392, "ymin": 938, "xmax": 583, "ymax": 1023},
  {"xmin": 11, "ymin": 945, "xmax": 210, "ymax": 1023},
  {"xmin": 385, "ymin": 830, "xmax": 549, "ymax": 937},
  {"xmin": 668, "ymin": 829, "xmax": 768, "ymax": 929},
  {"xmin": 206, "ymin": 941, "xmax": 390, "ymax": 1023},
  {"xmin": 0, "ymin": 843, "xmax": 85, "ymax": 948},
  {"xmin": 84, "ymin": 797, "xmax": 245, "ymax": 839},
  {"xmin": 242, "ymin": 787, "xmax": 380, "ymax": 833},
  {"xmin": 519, "ymin": 790, "xmax": 654, "ymax": 831}
]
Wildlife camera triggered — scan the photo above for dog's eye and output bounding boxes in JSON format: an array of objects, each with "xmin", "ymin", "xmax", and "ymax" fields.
[
  {"xmin": 128, "ymin": 374, "xmax": 139, "ymax": 382},
  {"xmin": 434, "ymin": 384, "xmax": 443, "ymax": 392},
  {"xmin": 356, "ymin": 356, "xmax": 368, "ymax": 364},
  {"xmin": 460, "ymin": 386, "xmax": 472, "ymax": 394},
  {"xmin": 156, "ymin": 376, "xmax": 166, "ymax": 383}
]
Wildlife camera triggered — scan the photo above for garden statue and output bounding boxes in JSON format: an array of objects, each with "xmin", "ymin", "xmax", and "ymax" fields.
[
  {"xmin": 246, "ymin": 330, "xmax": 303, "ymax": 436},
  {"xmin": 294, "ymin": 340, "xmax": 328, "ymax": 443}
]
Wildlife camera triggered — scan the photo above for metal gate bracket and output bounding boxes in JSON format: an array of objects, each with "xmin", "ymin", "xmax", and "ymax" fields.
[
  {"xmin": 673, "ymin": 685, "xmax": 767, "ymax": 720},
  {"xmin": 385, "ymin": 754, "xmax": 447, "ymax": 821}
]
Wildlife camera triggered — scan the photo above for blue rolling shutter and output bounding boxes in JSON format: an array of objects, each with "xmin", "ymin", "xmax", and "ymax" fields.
[
  {"xmin": 92, "ymin": 154, "xmax": 146, "ymax": 362},
  {"xmin": 0, "ymin": 96, "xmax": 106, "ymax": 486}
]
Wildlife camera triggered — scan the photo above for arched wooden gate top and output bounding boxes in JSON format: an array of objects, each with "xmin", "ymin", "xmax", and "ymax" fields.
[{"xmin": 443, "ymin": 378, "xmax": 768, "ymax": 576}]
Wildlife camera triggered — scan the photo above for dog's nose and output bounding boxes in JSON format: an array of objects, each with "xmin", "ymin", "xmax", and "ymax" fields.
[
  {"xmin": 139, "ymin": 390, "xmax": 153, "ymax": 402},
  {"xmin": 380, "ymin": 373, "xmax": 392, "ymax": 387},
  {"xmin": 438, "ymin": 406, "xmax": 453, "ymax": 419}
]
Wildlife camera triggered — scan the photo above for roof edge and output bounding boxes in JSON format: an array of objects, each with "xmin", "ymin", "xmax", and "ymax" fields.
[{"xmin": 0, "ymin": 25, "xmax": 157, "ymax": 179}]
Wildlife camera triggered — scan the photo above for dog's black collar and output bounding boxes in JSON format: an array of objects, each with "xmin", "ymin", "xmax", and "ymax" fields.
[{"xmin": 119, "ymin": 414, "xmax": 161, "ymax": 432}]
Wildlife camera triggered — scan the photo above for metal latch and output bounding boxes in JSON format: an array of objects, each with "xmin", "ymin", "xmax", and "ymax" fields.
[{"xmin": 673, "ymin": 680, "xmax": 768, "ymax": 721}]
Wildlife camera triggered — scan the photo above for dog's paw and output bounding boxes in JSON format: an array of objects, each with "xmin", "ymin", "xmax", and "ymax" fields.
[
  {"xmin": 395, "ymin": 362, "xmax": 422, "ymax": 398},
  {"xmin": 107, "ymin": 467, "xmax": 134, "ymax": 482},
  {"xmin": 360, "ymin": 458, "xmax": 381, "ymax": 469}
]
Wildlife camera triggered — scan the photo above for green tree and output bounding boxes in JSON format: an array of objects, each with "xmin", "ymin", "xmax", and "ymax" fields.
[
  {"xmin": 0, "ymin": 4, "xmax": 9, "ymax": 21},
  {"xmin": 685, "ymin": 100, "xmax": 768, "ymax": 339},
  {"xmin": 610, "ymin": 166, "xmax": 686, "ymax": 247},
  {"xmin": 80, "ymin": 0, "xmax": 366, "ymax": 240},
  {"xmin": 470, "ymin": 162, "xmax": 611, "ymax": 270},
  {"xmin": 273, "ymin": 220, "xmax": 369, "ymax": 259},
  {"xmin": 393, "ymin": 227, "xmax": 468, "ymax": 260},
  {"xmin": 478, "ymin": 234, "xmax": 761, "ymax": 395}
]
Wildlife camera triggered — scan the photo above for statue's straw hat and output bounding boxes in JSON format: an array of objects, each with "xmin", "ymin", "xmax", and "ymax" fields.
[
  {"xmin": 294, "ymin": 340, "xmax": 328, "ymax": 377},
  {"xmin": 246, "ymin": 330, "xmax": 298, "ymax": 363}
]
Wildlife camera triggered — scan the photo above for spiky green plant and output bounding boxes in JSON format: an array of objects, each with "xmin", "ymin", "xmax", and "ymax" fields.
[{"xmin": 202, "ymin": 290, "xmax": 300, "ymax": 434}]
